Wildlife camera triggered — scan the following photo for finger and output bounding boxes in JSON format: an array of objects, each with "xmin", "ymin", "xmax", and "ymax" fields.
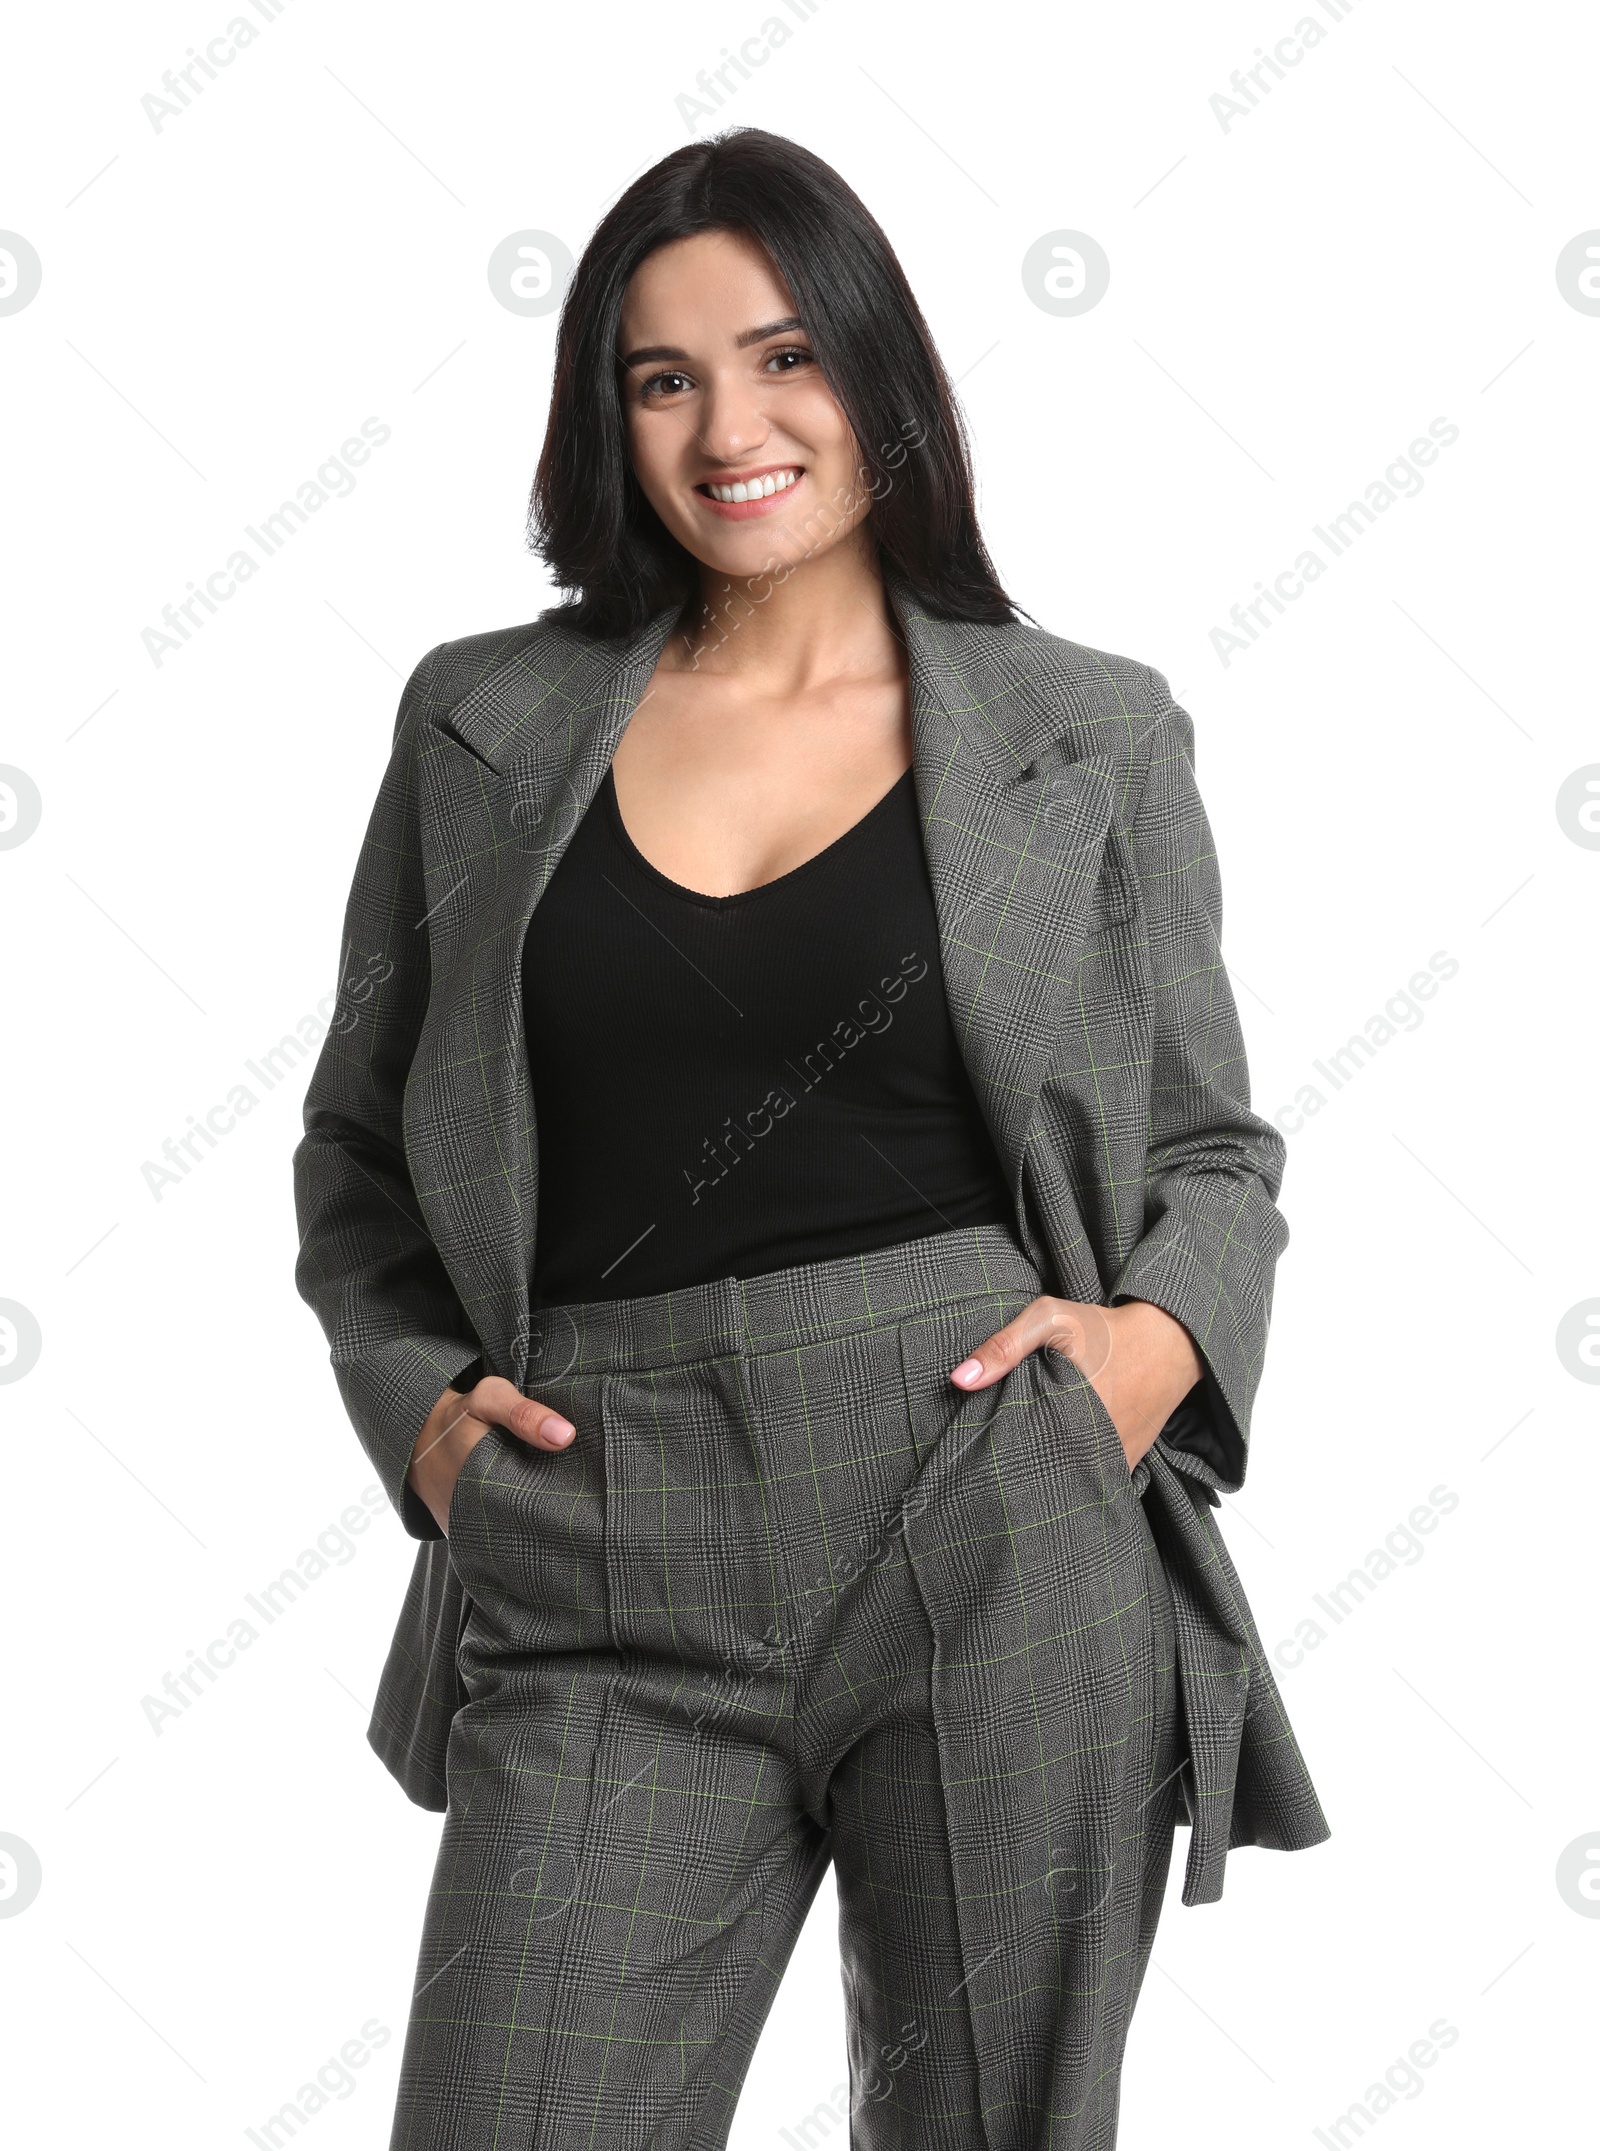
[
  {"xmin": 466, "ymin": 1374, "xmax": 576, "ymax": 1449},
  {"xmin": 949, "ymin": 1298, "xmax": 1083, "ymax": 1390}
]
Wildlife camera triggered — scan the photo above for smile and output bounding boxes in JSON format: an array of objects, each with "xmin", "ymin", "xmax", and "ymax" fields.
[{"xmin": 694, "ymin": 466, "xmax": 803, "ymax": 517}]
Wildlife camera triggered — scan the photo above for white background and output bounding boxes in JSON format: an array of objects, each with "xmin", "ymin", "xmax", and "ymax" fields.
[{"xmin": 2, "ymin": 0, "xmax": 1595, "ymax": 2143}]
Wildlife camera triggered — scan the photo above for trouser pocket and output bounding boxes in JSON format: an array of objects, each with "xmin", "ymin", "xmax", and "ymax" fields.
[
  {"xmin": 1024, "ymin": 1336, "xmax": 1137, "ymax": 1502},
  {"xmin": 447, "ymin": 1378, "xmax": 613, "ymax": 1659}
]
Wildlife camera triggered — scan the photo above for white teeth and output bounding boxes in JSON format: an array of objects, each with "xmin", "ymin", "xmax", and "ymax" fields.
[{"xmin": 706, "ymin": 469, "xmax": 799, "ymax": 504}]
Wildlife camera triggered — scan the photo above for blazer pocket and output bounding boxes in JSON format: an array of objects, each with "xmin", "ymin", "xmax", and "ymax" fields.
[{"xmin": 424, "ymin": 715, "xmax": 506, "ymax": 779}]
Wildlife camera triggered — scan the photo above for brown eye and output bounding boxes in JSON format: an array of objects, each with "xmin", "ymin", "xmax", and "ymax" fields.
[{"xmin": 640, "ymin": 369, "xmax": 691, "ymax": 401}]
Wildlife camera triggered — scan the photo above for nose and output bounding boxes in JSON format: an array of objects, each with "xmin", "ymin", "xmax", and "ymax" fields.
[{"xmin": 696, "ymin": 363, "xmax": 772, "ymax": 467}]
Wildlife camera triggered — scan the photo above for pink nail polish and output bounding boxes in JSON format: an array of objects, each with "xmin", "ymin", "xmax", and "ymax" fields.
[
  {"xmin": 542, "ymin": 1416, "xmax": 575, "ymax": 1443},
  {"xmin": 950, "ymin": 1358, "xmax": 983, "ymax": 1386}
]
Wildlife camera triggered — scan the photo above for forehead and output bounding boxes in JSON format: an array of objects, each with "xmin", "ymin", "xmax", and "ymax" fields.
[{"xmin": 620, "ymin": 229, "xmax": 796, "ymax": 337}]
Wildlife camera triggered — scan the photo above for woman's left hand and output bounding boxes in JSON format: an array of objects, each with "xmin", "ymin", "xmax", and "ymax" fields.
[{"xmin": 949, "ymin": 1296, "xmax": 1204, "ymax": 1472}]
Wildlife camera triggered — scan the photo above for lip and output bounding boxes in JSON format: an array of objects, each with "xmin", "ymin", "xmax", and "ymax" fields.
[{"xmin": 692, "ymin": 465, "xmax": 805, "ymax": 520}]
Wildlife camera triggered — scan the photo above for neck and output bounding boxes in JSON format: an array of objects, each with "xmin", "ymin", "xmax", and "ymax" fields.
[{"xmin": 669, "ymin": 529, "xmax": 904, "ymax": 692}]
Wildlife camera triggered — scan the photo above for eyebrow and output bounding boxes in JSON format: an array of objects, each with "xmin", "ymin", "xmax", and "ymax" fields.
[{"xmin": 618, "ymin": 316, "xmax": 807, "ymax": 368}]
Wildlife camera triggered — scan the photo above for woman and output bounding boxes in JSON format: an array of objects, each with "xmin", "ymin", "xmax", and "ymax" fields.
[{"xmin": 293, "ymin": 127, "xmax": 1328, "ymax": 2151}]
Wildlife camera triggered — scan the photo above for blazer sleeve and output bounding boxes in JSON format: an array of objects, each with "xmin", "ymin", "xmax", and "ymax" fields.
[
  {"xmin": 1106, "ymin": 669, "xmax": 1289, "ymax": 1496},
  {"xmin": 292, "ymin": 647, "xmax": 483, "ymax": 1539}
]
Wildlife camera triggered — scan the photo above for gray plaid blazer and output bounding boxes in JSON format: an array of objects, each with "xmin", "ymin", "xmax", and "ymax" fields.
[{"xmin": 292, "ymin": 569, "xmax": 1329, "ymax": 1907}]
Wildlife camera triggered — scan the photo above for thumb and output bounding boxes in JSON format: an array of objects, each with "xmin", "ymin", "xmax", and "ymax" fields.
[{"xmin": 464, "ymin": 1374, "xmax": 576, "ymax": 1450}]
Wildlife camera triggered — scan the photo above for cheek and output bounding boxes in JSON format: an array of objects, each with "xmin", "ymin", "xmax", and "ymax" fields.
[
  {"xmin": 624, "ymin": 406, "xmax": 656, "ymax": 476},
  {"xmin": 627, "ymin": 415, "xmax": 690, "ymax": 521},
  {"xmin": 788, "ymin": 382, "xmax": 858, "ymax": 465}
]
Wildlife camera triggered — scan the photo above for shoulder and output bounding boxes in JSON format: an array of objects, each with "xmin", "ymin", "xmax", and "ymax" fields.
[
  {"xmin": 941, "ymin": 611, "xmax": 1193, "ymax": 817},
  {"xmin": 395, "ymin": 609, "xmax": 591, "ymax": 742}
]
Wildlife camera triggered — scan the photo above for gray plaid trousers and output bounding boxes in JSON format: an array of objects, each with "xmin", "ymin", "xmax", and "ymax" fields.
[{"xmin": 392, "ymin": 1222, "xmax": 1182, "ymax": 2151}]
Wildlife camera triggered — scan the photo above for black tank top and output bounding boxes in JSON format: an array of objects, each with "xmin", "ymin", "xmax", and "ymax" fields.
[{"xmin": 520, "ymin": 763, "xmax": 1013, "ymax": 1305}]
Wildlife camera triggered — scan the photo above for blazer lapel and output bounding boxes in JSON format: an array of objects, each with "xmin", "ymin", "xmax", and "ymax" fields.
[
  {"xmin": 887, "ymin": 579, "xmax": 1125, "ymax": 1257},
  {"xmin": 408, "ymin": 605, "xmax": 682, "ymax": 1385}
]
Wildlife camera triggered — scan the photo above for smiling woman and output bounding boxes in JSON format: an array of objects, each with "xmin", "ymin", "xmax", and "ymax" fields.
[
  {"xmin": 293, "ymin": 123, "xmax": 1329, "ymax": 2151},
  {"xmin": 528, "ymin": 131, "xmax": 1006, "ymax": 641}
]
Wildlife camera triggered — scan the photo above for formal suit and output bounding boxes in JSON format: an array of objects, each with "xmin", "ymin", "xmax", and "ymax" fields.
[{"xmin": 292, "ymin": 569, "xmax": 1329, "ymax": 2144}]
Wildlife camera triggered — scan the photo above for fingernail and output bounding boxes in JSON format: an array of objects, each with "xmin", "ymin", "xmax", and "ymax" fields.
[
  {"xmin": 950, "ymin": 1358, "xmax": 983, "ymax": 1386},
  {"xmin": 540, "ymin": 1415, "xmax": 575, "ymax": 1444}
]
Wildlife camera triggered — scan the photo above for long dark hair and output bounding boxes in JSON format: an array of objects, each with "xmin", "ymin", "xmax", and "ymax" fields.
[{"xmin": 528, "ymin": 127, "xmax": 1019, "ymax": 638}]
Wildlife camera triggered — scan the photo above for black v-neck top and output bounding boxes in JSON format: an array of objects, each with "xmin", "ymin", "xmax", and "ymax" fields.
[{"xmin": 518, "ymin": 762, "xmax": 1013, "ymax": 1306}]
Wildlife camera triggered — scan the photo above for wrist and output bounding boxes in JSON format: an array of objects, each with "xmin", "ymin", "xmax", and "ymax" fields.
[
  {"xmin": 1113, "ymin": 1298, "xmax": 1203, "ymax": 1388},
  {"xmin": 411, "ymin": 1385, "xmax": 472, "ymax": 1483}
]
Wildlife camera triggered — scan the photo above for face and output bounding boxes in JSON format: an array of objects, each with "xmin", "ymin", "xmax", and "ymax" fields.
[{"xmin": 617, "ymin": 228, "xmax": 871, "ymax": 585}]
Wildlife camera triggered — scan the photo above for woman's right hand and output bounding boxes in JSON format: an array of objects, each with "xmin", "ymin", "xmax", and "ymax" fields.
[{"xmin": 406, "ymin": 1376, "xmax": 576, "ymax": 1536}]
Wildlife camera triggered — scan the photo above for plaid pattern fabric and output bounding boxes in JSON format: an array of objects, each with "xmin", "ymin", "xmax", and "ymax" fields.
[
  {"xmin": 291, "ymin": 571, "xmax": 1329, "ymax": 1918},
  {"xmin": 395, "ymin": 1222, "xmax": 1182, "ymax": 2150}
]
